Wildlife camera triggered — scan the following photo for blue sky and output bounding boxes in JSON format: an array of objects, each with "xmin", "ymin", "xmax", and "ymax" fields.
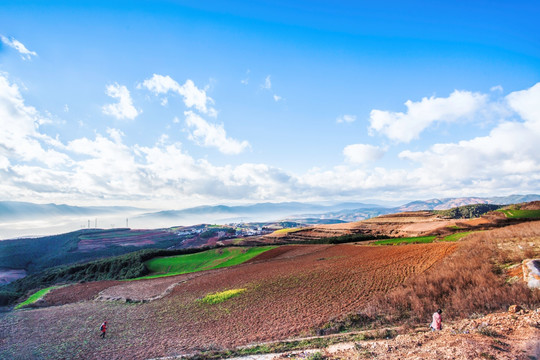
[{"xmin": 1, "ymin": 0, "xmax": 539, "ymax": 209}]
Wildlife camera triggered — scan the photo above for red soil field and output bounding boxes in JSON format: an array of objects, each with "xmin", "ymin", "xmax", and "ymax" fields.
[
  {"xmin": 0, "ymin": 243, "xmax": 456, "ymax": 360},
  {"xmin": 76, "ymin": 230, "xmax": 175, "ymax": 252}
]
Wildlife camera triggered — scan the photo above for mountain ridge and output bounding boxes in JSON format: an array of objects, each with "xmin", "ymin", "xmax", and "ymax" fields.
[{"xmin": 1, "ymin": 195, "xmax": 539, "ymax": 222}]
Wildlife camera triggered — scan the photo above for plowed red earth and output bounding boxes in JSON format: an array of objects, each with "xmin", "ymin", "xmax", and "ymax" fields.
[{"xmin": 0, "ymin": 243, "xmax": 456, "ymax": 360}]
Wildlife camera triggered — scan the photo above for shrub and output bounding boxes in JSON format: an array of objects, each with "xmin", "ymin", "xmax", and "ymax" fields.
[
  {"xmin": 306, "ymin": 352, "xmax": 325, "ymax": 360},
  {"xmin": 353, "ymin": 221, "xmax": 540, "ymax": 327}
]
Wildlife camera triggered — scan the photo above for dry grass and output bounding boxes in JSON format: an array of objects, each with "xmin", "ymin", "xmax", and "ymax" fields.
[{"xmin": 354, "ymin": 221, "xmax": 540, "ymax": 327}]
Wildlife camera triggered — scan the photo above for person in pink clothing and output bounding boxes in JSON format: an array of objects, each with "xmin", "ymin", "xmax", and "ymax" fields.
[{"xmin": 430, "ymin": 309, "xmax": 442, "ymax": 331}]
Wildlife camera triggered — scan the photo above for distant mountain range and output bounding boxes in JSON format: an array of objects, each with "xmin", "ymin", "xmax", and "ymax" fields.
[
  {"xmin": 290, "ymin": 194, "xmax": 540, "ymax": 223},
  {"xmin": 138, "ymin": 201, "xmax": 381, "ymax": 219},
  {"xmin": 1, "ymin": 194, "xmax": 539, "ymax": 225},
  {"xmin": 395, "ymin": 194, "xmax": 540, "ymax": 212},
  {"xmin": 0, "ymin": 201, "xmax": 141, "ymax": 220}
]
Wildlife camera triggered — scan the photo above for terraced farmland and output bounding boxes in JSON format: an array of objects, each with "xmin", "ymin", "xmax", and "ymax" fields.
[
  {"xmin": 0, "ymin": 242, "xmax": 456, "ymax": 359},
  {"xmin": 76, "ymin": 229, "xmax": 178, "ymax": 251}
]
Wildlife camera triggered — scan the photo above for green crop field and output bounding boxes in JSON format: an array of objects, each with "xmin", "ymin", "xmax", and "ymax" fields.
[
  {"xmin": 139, "ymin": 246, "xmax": 276, "ymax": 279},
  {"xmin": 373, "ymin": 232, "xmax": 477, "ymax": 245},
  {"xmin": 15, "ymin": 286, "xmax": 58, "ymax": 310},
  {"xmin": 498, "ymin": 209, "xmax": 540, "ymax": 219},
  {"xmin": 372, "ymin": 236, "xmax": 436, "ymax": 245}
]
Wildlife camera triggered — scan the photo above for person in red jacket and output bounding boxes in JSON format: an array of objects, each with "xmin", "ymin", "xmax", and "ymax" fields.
[
  {"xmin": 430, "ymin": 309, "xmax": 442, "ymax": 331},
  {"xmin": 100, "ymin": 321, "xmax": 107, "ymax": 338}
]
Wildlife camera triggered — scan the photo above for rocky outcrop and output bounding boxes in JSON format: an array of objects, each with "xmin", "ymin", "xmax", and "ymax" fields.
[{"xmin": 523, "ymin": 259, "xmax": 540, "ymax": 289}]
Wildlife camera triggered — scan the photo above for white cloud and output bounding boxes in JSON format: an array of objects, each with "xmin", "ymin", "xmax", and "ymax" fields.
[
  {"xmin": 398, "ymin": 83, "xmax": 540, "ymax": 189},
  {"xmin": 0, "ymin": 74, "xmax": 69, "ymax": 168},
  {"xmin": 337, "ymin": 114, "xmax": 356, "ymax": 123},
  {"xmin": 102, "ymin": 83, "xmax": 140, "ymax": 120},
  {"xmin": 506, "ymin": 82, "xmax": 540, "ymax": 125},
  {"xmin": 490, "ymin": 85, "xmax": 503, "ymax": 92},
  {"xmin": 140, "ymin": 74, "xmax": 215, "ymax": 115},
  {"xmin": 262, "ymin": 75, "xmax": 272, "ymax": 90},
  {"xmin": 2, "ymin": 74, "xmax": 540, "ymax": 208},
  {"xmin": 66, "ymin": 129, "xmax": 142, "ymax": 194},
  {"xmin": 343, "ymin": 144, "xmax": 385, "ymax": 163},
  {"xmin": 0, "ymin": 35, "xmax": 37, "ymax": 60},
  {"xmin": 63, "ymin": 104, "xmax": 69, "ymax": 112},
  {"xmin": 184, "ymin": 111, "xmax": 250, "ymax": 155},
  {"xmin": 369, "ymin": 90, "xmax": 487, "ymax": 143},
  {"xmin": 260, "ymin": 75, "xmax": 282, "ymax": 102},
  {"xmin": 142, "ymin": 75, "xmax": 243, "ymax": 153},
  {"xmin": 241, "ymin": 69, "xmax": 250, "ymax": 85},
  {"xmin": 0, "ymin": 154, "xmax": 10, "ymax": 170}
]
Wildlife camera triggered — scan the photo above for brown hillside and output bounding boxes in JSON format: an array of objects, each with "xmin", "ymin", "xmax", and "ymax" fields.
[
  {"xmin": 260, "ymin": 203, "xmax": 539, "ymax": 244},
  {"xmin": 262, "ymin": 211, "xmax": 460, "ymax": 242}
]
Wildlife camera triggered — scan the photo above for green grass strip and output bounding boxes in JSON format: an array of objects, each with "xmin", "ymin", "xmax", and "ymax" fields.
[
  {"xmin": 442, "ymin": 231, "xmax": 475, "ymax": 242},
  {"xmin": 200, "ymin": 288, "xmax": 246, "ymax": 304},
  {"xmin": 498, "ymin": 209, "xmax": 540, "ymax": 219},
  {"xmin": 15, "ymin": 286, "xmax": 57, "ymax": 309},
  {"xmin": 372, "ymin": 236, "xmax": 436, "ymax": 245},
  {"xmin": 135, "ymin": 246, "xmax": 276, "ymax": 280}
]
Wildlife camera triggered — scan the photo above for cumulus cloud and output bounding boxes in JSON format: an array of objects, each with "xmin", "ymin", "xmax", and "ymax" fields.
[
  {"xmin": 2, "ymin": 73, "xmax": 540, "ymax": 207},
  {"xmin": 343, "ymin": 144, "xmax": 385, "ymax": 164},
  {"xmin": 369, "ymin": 90, "xmax": 487, "ymax": 143},
  {"xmin": 66, "ymin": 128, "xmax": 143, "ymax": 195},
  {"xmin": 506, "ymin": 82, "xmax": 540, "ymax": 125},
  {"xmin": 140, "ymin": 74, "xmax": 215, "ymax": 115},
  {"xmin": 141, "ymin": 74, "xmax": 246, "ymax": 153},
  {"xmin": 102, "ymin": 83, "xmax": 140, "ymax": 120},
  {"xmin": 184, "ymin": 111, "xmax": 250, "ymax": 155},
  {"xmin": 337, "ymin": 114, "xmax": 356, "ymax": 123},
  {"xmin": 0, "ymin": 35, "xmax": 37, "ymax": 60},
  {"xmin": 0, "ymin": 74, "xmax": 69, "ymax": 168},
  {"xmin": 399, "ymin": 83, "xmax": 540, "ymax": 191}
]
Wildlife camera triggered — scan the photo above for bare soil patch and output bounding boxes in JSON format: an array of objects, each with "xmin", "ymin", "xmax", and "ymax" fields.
[
  {"xmin": 521, "ymin": 201, "xmax": 540, "ymax": 210},
  {"xmin": 44, "ymin": 280, "xmax": 122, "ymax": 306},
  {"xmin": 76, "ymin": 230, "xmax": 174, "ymax": 252}
]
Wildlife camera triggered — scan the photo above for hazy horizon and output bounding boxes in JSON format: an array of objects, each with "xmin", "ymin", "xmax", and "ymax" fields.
[{"xmin": 2, "ymin": 193, "xmax": 539, "ymax": 240}]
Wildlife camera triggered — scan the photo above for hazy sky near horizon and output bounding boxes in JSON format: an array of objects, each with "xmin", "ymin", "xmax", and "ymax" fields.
[{"xmin": 1, "ymin": 0, "xmax": 539, "ymax": 209}]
